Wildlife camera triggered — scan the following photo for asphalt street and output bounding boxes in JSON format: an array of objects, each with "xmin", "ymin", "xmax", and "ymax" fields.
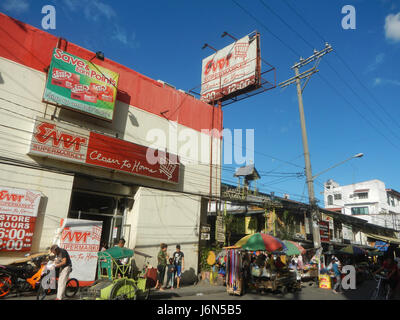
[
  {"xmin": 169, "ymin": 280, "xmax": 378, "ymax": 300},
  {"xmin": 3, "ymin": 279, "xmax": 394, "ymax": 301}
]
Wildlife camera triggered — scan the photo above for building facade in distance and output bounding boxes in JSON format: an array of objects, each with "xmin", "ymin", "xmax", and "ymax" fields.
[{"xmin": 324, "ymin": 179, "xmax": 400, "ymax": 231}]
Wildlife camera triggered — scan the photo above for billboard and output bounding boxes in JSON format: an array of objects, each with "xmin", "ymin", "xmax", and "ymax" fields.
[
  {"xmin": 43, "ymin": 48, "xmax": 119, "ymax": 121},
  {"xmin": 0, "ymin": 187, "xmax": 42, "ymax": 252},
  {"xmin": 29, "ymin": 118, "xmax": 180, "ymax": 184},
  {"xmin": 200, "ymin": 33, "xmax": 260, "ymax": 104},
  {"xmin": 55, "ymin": 218, "xmax": 102, "ymax": 284},
  {"xmin": 319, "ymin": 221, "xmax": 330, "ymax": 243}
]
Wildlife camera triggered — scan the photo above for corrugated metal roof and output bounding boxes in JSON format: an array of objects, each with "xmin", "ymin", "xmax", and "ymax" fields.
[{"xmin": 234, "ymin": 164, "xmax": 260, "ymax": 180}]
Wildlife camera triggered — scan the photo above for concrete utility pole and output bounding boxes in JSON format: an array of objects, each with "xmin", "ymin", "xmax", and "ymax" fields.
[{"xmin": 279, "ymin": 43, "xmax": 332, "ymax": 249}]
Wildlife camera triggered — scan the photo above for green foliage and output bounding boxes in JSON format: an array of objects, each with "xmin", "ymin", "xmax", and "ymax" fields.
[
  {"xmin": 247, "ymin": 216, "xmax": 258, "ymax": 232},
  {"xmin": 276, "ymin": 210, "xmax": 296, "ymax": 240},
  {"xmin": 199, "ymin": 247, "xmax": 215, "ymax": 272}
]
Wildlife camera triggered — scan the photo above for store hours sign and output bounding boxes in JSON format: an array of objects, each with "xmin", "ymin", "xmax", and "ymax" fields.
[{"xmin": 0, "ymin": 187, "xmax": 42, "ymax": 252}]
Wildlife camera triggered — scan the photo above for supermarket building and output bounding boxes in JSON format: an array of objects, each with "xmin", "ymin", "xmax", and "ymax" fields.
[{"xmin": 0, "ymin": 13, "xmax": 222, "ymax": 283}]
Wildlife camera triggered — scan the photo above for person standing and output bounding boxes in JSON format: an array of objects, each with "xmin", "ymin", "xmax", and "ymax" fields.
[
  {"xmin": 50, "ymin": 244, "xmax": 72, "ymax": 300},
  {"xmin": 166, "ymin": 258, "xmax": 175, "ymax": 289},
  {"xmin": 332, "ymin": 257, "xmax": 342, "ymax": 294},
  {"xmin": 173, "ymin": 244, "xmax": 184, "ymax": 289},
  {"xmin": 156, "ymin": 243, "xmax": 168, "ymax": 291}
]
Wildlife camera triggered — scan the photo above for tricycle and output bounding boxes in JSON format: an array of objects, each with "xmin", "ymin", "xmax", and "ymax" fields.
[{"xmin": 80, "ymin": 247, "xmax": 151, "ymax": 300}]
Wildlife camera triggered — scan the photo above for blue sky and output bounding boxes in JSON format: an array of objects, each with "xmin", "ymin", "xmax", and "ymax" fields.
[{"xmin": 2, "ymin": 0, "xmax": 400, "ymax": 205}]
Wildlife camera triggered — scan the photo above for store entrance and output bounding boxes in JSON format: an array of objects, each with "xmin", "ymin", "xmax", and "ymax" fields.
[{"xmin": 68, "ymin": 191, "xmax": 128, "ymax": 248}]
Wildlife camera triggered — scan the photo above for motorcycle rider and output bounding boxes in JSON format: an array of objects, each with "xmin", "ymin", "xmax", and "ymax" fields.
[
  {"xmin": 374, "ymin": 256, "xmax": 400, "ymax": 299},
  {"xmin": 50, "ymin": 244, "xmax": 72, "ymax": 300}
]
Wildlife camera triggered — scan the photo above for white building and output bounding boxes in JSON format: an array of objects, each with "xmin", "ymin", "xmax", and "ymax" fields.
[
  {"xmin": 324, "ymin": 179, "xmax": 400, "ymax": 231},
  {"xmin": 0, "ymin": 13, "xmax": 222, "ymax": 284}
]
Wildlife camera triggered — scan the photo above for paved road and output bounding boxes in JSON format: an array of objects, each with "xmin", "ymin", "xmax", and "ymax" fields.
[
  {"xmin": 170, "ymin": 280, "xmax": 378, "ymax": 300},
  {"xmin": 5, "ymin": 279, "xmax": 398, "ymax": 301}
]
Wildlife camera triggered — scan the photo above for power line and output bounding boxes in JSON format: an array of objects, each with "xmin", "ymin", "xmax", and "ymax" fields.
[
  {"xmin": 233, "ymin": 0, "xmax": 400, "ymax": 152},
  {"xmin": 282, "ymin": 0, "xmax": 400, "ymax": 132}
]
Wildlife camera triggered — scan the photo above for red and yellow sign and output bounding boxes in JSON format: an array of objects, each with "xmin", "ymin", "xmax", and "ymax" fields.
[
  {"xmin": 0, "ymin": 187, "xmax": 42, "ymax": 252},
  {"xmin": 29, "ymin": 118, "xmax": 180, "ymax": 183}
]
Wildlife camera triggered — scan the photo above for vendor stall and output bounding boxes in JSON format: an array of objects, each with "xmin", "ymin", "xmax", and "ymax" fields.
[{"xmin": 226, "ymin": 233, "xmax": 301, "ymax": 296}]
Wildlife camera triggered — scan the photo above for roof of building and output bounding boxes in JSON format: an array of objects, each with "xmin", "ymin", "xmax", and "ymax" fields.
[
  {"xmin": 220, "ymin": 183, "xmax": 398, "ymax": 233},
  {"xmin": 234, "ymin": 164, "xmax": 260, "ymax": 180},
  {"xmin": 386, "ymin": 189, "xmax": 400, "ymax": 198}
]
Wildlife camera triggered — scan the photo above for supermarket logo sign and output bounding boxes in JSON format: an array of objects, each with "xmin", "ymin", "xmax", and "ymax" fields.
[
  {"xmin": 34, "ymin": 122, "xmax": 87, "ymax": 152},
  {"xmin": 29, "ymin": 118, "xmax": 89, "ymax": 163}
]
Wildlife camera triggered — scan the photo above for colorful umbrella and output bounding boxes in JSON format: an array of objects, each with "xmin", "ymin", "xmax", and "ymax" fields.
[
  {"xmin": 281, "ymin": 240, "xmax": 302, "ymax": 256},
  {"xmin": 234, "ymin": 233, "xmax": 285, "ymax": 252},
  {"xmin": 339, "ymin": 245, "xmax": 366, "ymax": 255},
  {"xmin": 286, "ymin": 240, "xmax": 306, "ymax": 255}
]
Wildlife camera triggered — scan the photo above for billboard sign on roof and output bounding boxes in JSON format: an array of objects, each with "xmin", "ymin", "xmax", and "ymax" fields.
[{"xmin": 200, "ymin": 33, "xmax": 260, "ymax": 104}]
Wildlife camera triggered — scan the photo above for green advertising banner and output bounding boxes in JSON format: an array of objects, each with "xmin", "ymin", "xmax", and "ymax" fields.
[{"xmin": 43, "ymin": 48, "xmax": 119, "ymax": 121}]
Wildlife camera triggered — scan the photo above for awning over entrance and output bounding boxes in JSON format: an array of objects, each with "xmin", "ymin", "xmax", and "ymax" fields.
[{"xmin": 364, "ymin": 233, "xmax": 400, "ymax": 245}]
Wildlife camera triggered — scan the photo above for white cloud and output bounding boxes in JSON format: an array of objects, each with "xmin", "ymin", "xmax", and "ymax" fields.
[
  {"xmin": 365, "ymin": 53, "xmax": 385, "ymax": 73},
  {"xmin": 84, "ymin": 1, "xmax": 116, "ymax": 21},
  {"xmin": 60, "ymin": 0, "xmax": 138, "ymax": 48},
  {"xmin": 1, "ymin": 0, "xmax": 29, "ymax": 14},
  {"xmin": 111, "ymin": 25, "xmax": 140, "ymax": 48},
  {"xmin": 373, "ymin": 77, "xmax": 400, "ymax": 86},
  {"xmin": 385, "ymin": 12, "xmax": 400, "ymax": 42},
  {"xmin": 61, "ymin": 0, "xmax": 116, "ymax": 21}
]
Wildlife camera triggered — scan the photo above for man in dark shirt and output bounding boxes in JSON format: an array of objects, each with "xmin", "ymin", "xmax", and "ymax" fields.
[
  {"xmin": 172, "ymin": 245, "xmax": 184, "ymax": 289},
  {"xmin": 50, "ymin": 244, "xmax": 72, "ymax": 300}
]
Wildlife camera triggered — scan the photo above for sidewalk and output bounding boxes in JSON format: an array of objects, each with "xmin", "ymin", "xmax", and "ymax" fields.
[{"xmin": 150, "ymin": 282, "xmax": 226, "ymax": 300}]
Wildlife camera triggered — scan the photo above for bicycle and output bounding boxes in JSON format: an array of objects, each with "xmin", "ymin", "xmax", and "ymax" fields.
[
  {"xmin": 36, "ymin": 262, "xmax": 79, "ymax": 300},
  {"xmin": 370, "ymin": 274, "xmax": 390, "ymax": 300}
]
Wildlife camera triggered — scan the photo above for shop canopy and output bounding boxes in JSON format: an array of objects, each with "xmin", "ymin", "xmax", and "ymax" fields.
[
  {"xmin": 98, "ymin": 247, "xmax": 134, "ymax": 259},
  {"xmin": 364, "ymin": 233, "xmax": 400, "ymax": 246}
]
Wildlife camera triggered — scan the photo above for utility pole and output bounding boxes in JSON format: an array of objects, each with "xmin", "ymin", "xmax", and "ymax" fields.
[{"xmin": 279, "ymin": 43, "xmax": 333, "ymax": 249}]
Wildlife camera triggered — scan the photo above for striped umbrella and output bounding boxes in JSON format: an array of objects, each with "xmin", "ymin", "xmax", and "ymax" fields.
[{"xmin": 234, "ymin": 233, "xmax": 285, "ymax": 252}]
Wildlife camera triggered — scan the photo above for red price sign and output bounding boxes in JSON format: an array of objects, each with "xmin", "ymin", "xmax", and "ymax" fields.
[{"xmin": 0, "ymin": 214, "xmax": 36, "ymax": 252}]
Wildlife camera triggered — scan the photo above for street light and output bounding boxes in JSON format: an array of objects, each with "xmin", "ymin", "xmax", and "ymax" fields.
[
  {"xmin": 312, "ymin": 153, "xmax": 364, "ymax": 181},
  {"xmin": 307, "ymin": 152, "xmax": 364, "ymax": 249}
]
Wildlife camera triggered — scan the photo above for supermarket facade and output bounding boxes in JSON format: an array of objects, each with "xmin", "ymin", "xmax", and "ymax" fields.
[{"xmin": 0, "ymin": 13, "xmax": 222, "ymax": 283}]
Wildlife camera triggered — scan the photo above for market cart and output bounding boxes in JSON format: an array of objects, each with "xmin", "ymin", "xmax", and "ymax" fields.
[
  {"xmin": 225, "ymin": 233, "xmax": 302, "ymax": 296},
  {"xmin": 248, "ymin": 261, "xmax": 301, "ymax": 295}
]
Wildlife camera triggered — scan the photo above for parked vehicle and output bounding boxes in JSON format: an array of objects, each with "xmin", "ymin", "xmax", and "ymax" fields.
[{"xmin": 0, "ymin": 253, "xmax": 48, "ymax": 298}]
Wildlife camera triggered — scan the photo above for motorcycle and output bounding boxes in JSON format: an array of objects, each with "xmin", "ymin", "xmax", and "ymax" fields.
[{"xmin": 0, "ymin": 253, "xmax": 49, "ymax": 298}]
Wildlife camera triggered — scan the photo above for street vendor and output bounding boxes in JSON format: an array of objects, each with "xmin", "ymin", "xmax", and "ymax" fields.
[
  {"xmin": 255, "ymin": 251, "xmax": 267, "ymax": 268},
  {"xmin": 266, "ymin": 254, "xmax": 276, "ymax": 271},
  {"xmin": 274, "ymin": 256, "xmax": 285, "ymax": 269}
]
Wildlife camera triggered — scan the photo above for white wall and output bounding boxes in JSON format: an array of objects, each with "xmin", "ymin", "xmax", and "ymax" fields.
[
  {"xmin": 126, "ymin": 187, "xmax": 202, "ymax": 283},
  {"xmin": 0, "ymin": 56, "xmax": 221, "ymax": 268}
]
